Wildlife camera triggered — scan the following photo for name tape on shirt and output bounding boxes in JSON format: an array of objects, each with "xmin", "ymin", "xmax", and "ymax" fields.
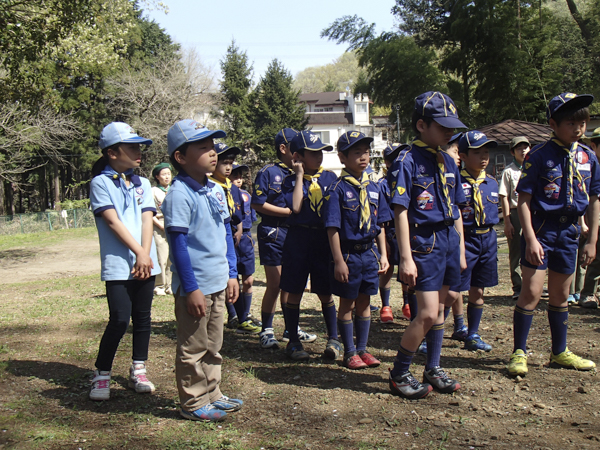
[
  {"xmin": 577, "ymin": 163, "xmax": 590, "ymax": 171},
  {"xmin": 369, "ymin": 191, "xmax": 379, "ymax": 200}
]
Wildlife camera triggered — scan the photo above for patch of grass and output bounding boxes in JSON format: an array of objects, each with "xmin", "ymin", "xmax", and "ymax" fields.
[{"xmin": 0, "ymin": 227, "xmax": 97, "ymax": 251}]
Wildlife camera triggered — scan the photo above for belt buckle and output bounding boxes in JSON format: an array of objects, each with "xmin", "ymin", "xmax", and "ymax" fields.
[
  {"xmin": 354, "ymin": 244, "xmax": 362, "ymax": 251},
  {"xmin": 443, "ymin": 219, "xmax": 453, "ymax": 226},
  {"xmin": 559, "ymin": 216, "xmax": 567, "ymax": 223}
]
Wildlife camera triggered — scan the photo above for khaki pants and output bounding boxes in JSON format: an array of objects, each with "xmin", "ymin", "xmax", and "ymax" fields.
[
  {"xmin": 507, "ymin": 209, "xmax": 522, "ymax": 293},
  {"xmin": 571, "ymin": 235, "xmax": 587, "ymax": 294},
  {"xmin": 581, "ymin": 236, "xmax": 600, "ymax": 297},
  {"xmin": 175, "ymin": 288, "xmax": 224, "ymax": 412},
  {"xmin": 154, "ymin": 228, "xmax": 172, "ymax": 291}
]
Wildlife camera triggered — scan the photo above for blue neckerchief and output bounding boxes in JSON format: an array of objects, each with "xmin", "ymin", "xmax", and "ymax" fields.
[
  {"xmin": 175, "ymin": 171, "xmax": 223, "ymax": 216},
  {"xmin": 100, "ymin": 165, "xmax": 141, "ymax": 209}
]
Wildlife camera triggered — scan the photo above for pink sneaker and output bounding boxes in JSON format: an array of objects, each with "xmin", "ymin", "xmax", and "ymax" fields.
[
  {"xmin": 90, "ymin": 370, "xmax": 111, "ymax": 401},
  {"xmin": 128, "ymin": 363, "xmax": 155, "ymax": 393}
]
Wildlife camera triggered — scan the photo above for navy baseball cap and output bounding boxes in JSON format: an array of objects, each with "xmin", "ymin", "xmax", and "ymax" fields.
[
  {"xmin": 98, "ymin": 122, "xmax": 152, "ymax": 150},
  {"xmin": 458, "ymin": 131, "xmax": 498, "ymax": 153},
  {"xmin": 215, "ymin": 142, "xmax": 241, "ymax": 157},
  {"xmin": 337, "ymin": 131, "xmax": 374, "ymax": 152},
  {"xmin": 290, "ymin": 130, "xmax": 333, "ymax": 153},
  {"xmin": 275, "ymin": 128, "xmax": 298, "ymax": 149},
  {"xmin": 547, "ymin": 92, "xmax": 594, "ymax": 121},
  {"xmin": 414, "ymin": 91, "xmax": 466, "ymax": 129},
  {"xmin": 383, "ymin": 143, "xmax": 409, "ymax": 161},
  {"xmin": 449, "ymin": 132, "xmax": 463, "ymax": 146},
  {"xmin": 167, "ymin": 120, "xmax": 226, "ymax": 156},
  {"xmin": 231, "ymin": 162, "xmax": 249, "ymax": 172}
]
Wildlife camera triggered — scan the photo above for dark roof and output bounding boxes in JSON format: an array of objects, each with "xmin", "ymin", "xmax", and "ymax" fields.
[
  {"xmin": 299, "ymin": 92, "xmax": 347, "ymax": 107},
  {"xmin": 477, "ymin": 119, "xmax": 552, "ymax": 146},
  {"xmin": 305, "ymin": 113, "xmax": 353, "ymax": 126}
]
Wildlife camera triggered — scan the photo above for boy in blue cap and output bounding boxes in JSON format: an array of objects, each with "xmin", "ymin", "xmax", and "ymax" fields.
[
  {"xmin": 508, "ymin": 93, "xmax": 600, "ymax": 376},
  {"xmin": 388, "ymin": 91, "xmax": 467, "ymax": 399},
  {"xmin": 323, "ymin": 131, "xmax": 391, "ymax": 370},
  {"xmin": 251, "ymin": 129, "xmax": 316, "ymax": 349},
  {"xmin": 280, "ymin": 130, "xmax": 341, "ymax": 361},
  {"xmin": 456, "ymin": 131, "xmax": 500, "ymax": 352},
  {"xmin": 162, "ymin": 119, "xmax": 242, "ymax": 422},
  {"xmin": 229, "ymin": 163, "xmax": 260, "ymax": 329}
]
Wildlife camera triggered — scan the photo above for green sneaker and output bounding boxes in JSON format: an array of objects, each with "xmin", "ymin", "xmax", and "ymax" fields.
[
  {"xmin": 507, "ymin": 349, "xmax": 528, "ymax": 376},
  {"xmin": 236, "ymin": 320, "xmax": 261, "ymax": 334},
  {"xmin": 550, "ymin": 348, "xmax": 596, "ymax": 370}
]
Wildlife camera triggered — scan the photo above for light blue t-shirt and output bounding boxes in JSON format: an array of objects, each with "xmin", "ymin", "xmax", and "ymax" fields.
[
  {"xmin": 90, "ymin": 172, "xmax": 160, "ymax": 281},
  {"xmin": 162, "ymin": 175, "xmax": 230, "ymax": 296}
]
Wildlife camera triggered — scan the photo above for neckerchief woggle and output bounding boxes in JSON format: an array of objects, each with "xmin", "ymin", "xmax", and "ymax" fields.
[
  {"xmin": 460, "ymin": 169, "xmax": 487, "ymax": 226},
  {"xmin": 413, "ymin": 140, "xmax": 453, "ymax": 217},
  {"xmin": 341, "ymin": 169, "xmax": 371, "ymax": 230},
  {"xmin": 303, "ymin": 166, "xmax": 324, "ymax": 216}
]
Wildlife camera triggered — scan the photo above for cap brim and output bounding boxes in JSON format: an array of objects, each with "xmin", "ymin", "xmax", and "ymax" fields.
[
  {"xmin": 305, "ymin": 144, "xmax": 334, "ymax": 152},
  {"xmin": 188, "ymin": 130, "xmax": 227, "ymax": 143},
  {"xmin": 449, "ymin": 133, "xmax": 463, "ymax": 145},
  {"xmin": 433, "ymin": 117, "xmax": 467, "ymax": 129},
  {"xmin": 510, "ymin": 138, "xmax": 530, "ymax": 150},
  {"xmin": 232, "ymin": 164, "xmax": 249, "ymax": 171},
  {"xmin": 338, "ymin": 136, "xmax": 374, "ymax": 152},
  {"xmin": 122, "ymin": 136, "xmax": 153, "ymax": 146},
  {"xmin": 217, "ymin": 146, "xmax": 241, "ymax": 156},
  {"xmin": 551, "ymin": 95, "xmax": 595, "ymax": 119}
]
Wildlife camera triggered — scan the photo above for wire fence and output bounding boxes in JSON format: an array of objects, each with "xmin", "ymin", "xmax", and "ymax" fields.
[{"xmin": 0, "ymin": 209, "xmax": 95, "ymax": 235}]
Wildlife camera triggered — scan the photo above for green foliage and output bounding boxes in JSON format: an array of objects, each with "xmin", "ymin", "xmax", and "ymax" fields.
[{"xmin": 294, "ymin": 52, "xmax": 361, "ymax": 94}]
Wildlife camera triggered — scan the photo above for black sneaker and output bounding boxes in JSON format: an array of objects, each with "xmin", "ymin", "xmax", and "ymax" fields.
[
  {"xmin": 285, "ymin": 342, "xmax": 310, "ymax": 361},
  {"xmin": 389, "ymin": 370, "xmax": 432, "ymax": 399},
  {"xmin": 423, "ymin": 366, "xmax": 461, "ymax": 394},
  {"xmin": 226, "ymin": 315, "xmax": 239, "ymax": 329},
  {"xmin": 323, "ymin": 338, "xmax": 342, "ymax": 360}
]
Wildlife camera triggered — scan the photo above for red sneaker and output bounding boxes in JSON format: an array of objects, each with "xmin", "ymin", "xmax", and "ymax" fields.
[
  {"xmin": 380, "ymin": 306, "xmax": 394, "ymax": 323},
  {"xmin": 402, "ymin": 303, "xmax": 411, "ymax": 320},
  {"xmin": 358, "ymin": 351, "xmax": 381, "ymax": 367},
  {"xmin": 344, "ymin": 353, "xmax": 368, "ymax": 370}
]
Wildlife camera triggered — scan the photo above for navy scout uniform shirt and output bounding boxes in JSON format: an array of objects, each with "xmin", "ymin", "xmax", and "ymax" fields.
[
  {"xmin": 389, "ymin": 144, "xmax": 466, "ymax": 225},
  {"xmin": 282, "ymin": 170, "xmax": 338, "ymax": 228},
  {"xmin": 459, "ymin": 172, "xmax": 500, "ymax": 227},
  {"xmin": 517, "ymin": 139, "xmax": 600, "ymax": 216},
  {"xmin": 240, "ymin": 188, "xmax": 257, "ymax": 230},
  {"xmin": 251, "ymin": 162, "xmax": 292, "ymax": 224}
]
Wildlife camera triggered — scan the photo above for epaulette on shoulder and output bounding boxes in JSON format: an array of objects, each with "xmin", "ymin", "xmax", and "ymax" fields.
[
  {"xmin": 258, "ymin": 163, "xmax": 275, "ymax": 173},
  {"xmin": 399, "ymin": 147, "xmax": 411, "ymax": 162},
  {"xmin": 330, "ymin": 178, "xmax": 344, "ymax": 190},
  {"xmin": 578, "ymin": 142, "xmax": 593, "ymax": 153},
  {"xmin": 527, "ymin": 141, "xmax": 548, "ymax": 157},
  {"xmin": 486, "ymin": 173, "xmax": 496, "ymax": 180}
]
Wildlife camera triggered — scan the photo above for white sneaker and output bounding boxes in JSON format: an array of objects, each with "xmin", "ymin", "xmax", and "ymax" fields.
[
  {"xmin": 90, "ymin": 370, "xmax": 111, "ymax": 401},
  {"xmin": 154, "ymin": 287, "xmax": 166, "ymax": 296},
  {"xmin": 259, "ymin": 328, "xmax": 279, "ymax": 349},
  {"xmin": 128, "ymin": 363, "xmax": 156, "ymax": 393}
]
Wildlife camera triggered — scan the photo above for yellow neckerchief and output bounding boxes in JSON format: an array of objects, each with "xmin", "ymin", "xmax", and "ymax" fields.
[
  {"xmin": 275, "ymin": 161, "xmax": 290, "ymax": 173},
  {"xmin": 413, "ymin": 139, "xmax": 453, "ymax": 217},
  {"xmin": 303, "ymin": 166, "xmax": 325, "ymax": 216},
  {"xmin": 209, "ymin": 176, "xmax": 235, "ymax": 215},
  {"xmin": 550, "ymin": 133, "xmax": 587, "ymax": 204},
  {"xmin": 341, "ymin": 169, "xmax": 371, "ymax": 230},
  {"xmin": 460, "ymin": 169, "xmax": 487, "ymax": 226}
]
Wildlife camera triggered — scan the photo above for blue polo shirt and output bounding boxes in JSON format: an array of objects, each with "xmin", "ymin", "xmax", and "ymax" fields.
[
  {"xmin": 389, "ymin": 143, "xmax": 465, "ymax": 225},
  {"xmin": 240, "ymin": 189, "xmax": 257, "ymax": 230},
  {"xmin": 162, "ymin": 173, "xmax": 232, "ymax": 296},
  {"xmin": 282, "ymin": 169, "xmax": 338, "ymax": 227},
  {"xmin": 459, "ymin": 172, "xmax": 500, "ymax": 227},
  {"xmin": 251, "ymin": 162, "xmax": 292, "ymax": 224},
  {"xmin": 90, "ymin": 171, "xmax": 159, "ymax": 281},
  {"xmin": 517, "ymin": 139, "xmax": 600, "ymax": 216},
  {"xmin": 322, "ymin": 174, "xmax": 392, "ymax": 244}
]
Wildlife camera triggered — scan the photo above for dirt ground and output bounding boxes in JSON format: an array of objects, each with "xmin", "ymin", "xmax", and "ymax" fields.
[{"xmin": 1, "ymin": 228, "xmax": 600, "ymax": 449}]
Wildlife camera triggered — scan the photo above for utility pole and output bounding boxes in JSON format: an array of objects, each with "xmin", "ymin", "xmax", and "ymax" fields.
[{"xmin": 393, "ymin": 104, "xmax": 401, "ymax": 142}]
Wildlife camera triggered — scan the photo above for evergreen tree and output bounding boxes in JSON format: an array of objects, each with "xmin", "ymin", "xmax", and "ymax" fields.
[{"xmin": 251, "ymin": 59, "xmax": 307, "ymax": 162}]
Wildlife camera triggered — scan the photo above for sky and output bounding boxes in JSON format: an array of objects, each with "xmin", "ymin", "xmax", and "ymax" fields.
[{"xmin": 146, "ymin": 0, "xmax": 397, "ymax": 81}]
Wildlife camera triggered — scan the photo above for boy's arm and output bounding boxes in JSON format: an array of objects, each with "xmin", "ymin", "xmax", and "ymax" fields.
[
  {"xmin": 394, "ymin": 204, "xmax": 417, "ymax": 288},
  {"xmin": 517, "ymin": 192, "xmax": 544, "ymax": 266},
  {"xmin": 169, "ymin": 231, "xmax": 206, "ymax": 317},
  {"xmin": 454, "ymin": 214, "xmax": 467, "ymax": 272},
  {"xmin": 225, "ymin": 221, "xmax": 239, "ymax": 303},
  {"xmin": 291, "ymin": 162, "xmax": 305, "ymax": 214},
  {"xmin": 500, "ymin": 195, "xmax": 514, "ymax": 239},
  {"xmin": 100, "ymin": 209, "xmax": 153, "ymax": 280},
  {"xmin": 251, "ymin": 202, "xmax": 292, "ymax": 217},
  {"xmin": 581, "ymin": 195, "xmax": 599, "ymax": 267},
  {"xmin": 375, "ymin": 225, "xmax": 389, "ymax": 273},
  {"xmin": 327, "ymin": 227, "xmax": 348, "ymax": 283}
]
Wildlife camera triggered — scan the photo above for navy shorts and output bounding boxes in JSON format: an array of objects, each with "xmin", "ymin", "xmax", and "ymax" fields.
[
  {"xmin": 386, "ymin": 227, "xmax": 399, "ymax": 266},
  {"xmin": 257, "ymin": 223, "xmax": 288, "ymax": 266},
  {"xmin": 330, "ymin": 243, "xmax": 380, "ymax": 299},
  {"xmin": 458, "ymin": 228, "xmax": 498, "ymax": 291},
  {"xmin": 236, "ymin": 230, "xmax": 255, "ymax": 276},
  {"xmin": 410, "ymin": 224, "xmax": 461, "ymax": 292},
  {"xmin": 280, "ymin": 227, "xmax": 332, "ymax": 295},
  {"xmin": 521, "ymin": 215, "xmax": 579, "ymax": 274}
]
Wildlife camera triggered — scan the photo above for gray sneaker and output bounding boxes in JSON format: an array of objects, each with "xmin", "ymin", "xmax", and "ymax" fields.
[
  {"xmin": 423, "ymin": 366, "xmax": 461, "ymax": 394},
  {"xmin": 389, "ymin": 370, "xmax": 432, "ymax": 399}
]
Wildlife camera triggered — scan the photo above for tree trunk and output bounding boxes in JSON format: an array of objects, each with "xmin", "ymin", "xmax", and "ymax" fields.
[{"xmin": 54, "ymin": 162, "xmax": 60, "ymax": 210}]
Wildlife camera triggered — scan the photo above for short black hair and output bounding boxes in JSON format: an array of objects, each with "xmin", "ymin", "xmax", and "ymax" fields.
[
  {"xmin": 551, "ymin": 106, "xmax": 590, "ymax": 126},
  {"xmin": 170, "ymin": 143, "xmax": 189, "ymax": 173},
  {"xmin": 276, "ymin": 142, "xmax": 289, "ymax": 161},
  {"xmin": 411, "ymin": 111, "xmax": 435, "ymax": 136},
  {"xmin": 293, "ymin": 148, "xmax": 306, "ymax": 157},
  {"xmin": 459, "ymin": 142, "xmax": 494, "ymax": 156},
  {"xmin": 217, "ymin": 150, "xmax": 236, "ymax": 162},
  {"xmin": 591, "ymin": 138, "xmax": 600, "ymax": 147}
]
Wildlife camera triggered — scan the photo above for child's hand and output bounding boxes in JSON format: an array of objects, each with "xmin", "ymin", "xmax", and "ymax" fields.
[
  {"xmin": 292, "ymin": 158, "xmax": 304, "ymax": 176},
  {"xmin": 398, "ymin": 257, "xmax": 418, "ymax": 288},
  {"xmin": 186, "ymin": 290, "xmax": 207, "ymax": 318},
  {"xmin": 334, "ymin": 260, "xmax": 349, "ymax": 283},
  {"xmin": 132, "ymin": 252, "xmax": 153, "ymax": 280},
  {"xmin": 226, "ymin": 278, "xmax": 239, "ymax": 304},
  {"xmin": 504, "ymin": 220, "xmax": 514, "ymax": 239},
  {"xmin": 378, "ymin": 255, "xmax": 389, "ymax": 274},
  {"xmin": 580, "ymin": 241, "xmax": 596, "ymax": 267},
  {"xmin": 581, "ymin": 223, "xmax": 589, "ymax": 239},
  {"xmin": 525, "ymin": 240, "xmax": 544, "ymax": 267},
  {"xmin": 234, "ymin": 231, "xmax": 242, "ymax": 246},
  {"xmin": 460, "ymin": 250, "xmax": 467, "ymax": 272}
]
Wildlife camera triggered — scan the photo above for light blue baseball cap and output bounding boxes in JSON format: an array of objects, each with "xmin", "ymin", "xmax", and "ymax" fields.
[
  {"xmin": 167, "ymin": 119, "xmax": 226, "ymax": 156},
  {"xmin": 98, "ymin": 122, "xmax": 152, "ymax": 150}
]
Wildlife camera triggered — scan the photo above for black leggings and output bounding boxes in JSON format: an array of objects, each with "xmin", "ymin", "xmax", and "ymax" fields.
[{"xmin": 95, "ymin": 277, "xmax": 155, "ymax": 371}]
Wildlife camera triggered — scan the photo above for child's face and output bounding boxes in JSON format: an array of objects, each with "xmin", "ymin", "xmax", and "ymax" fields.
[
  {"xmin": 550, "ymin": 117, "xmax": 587, "ymax": 145},
  {"xmin": 155, "ymin": 168, "xmax": 172, "ymax": 188},
  {"xmin": 460, "ymin": 146, "xmax": 489, "ymax": 173},
  {"xmin": 444, "ymin": 144, "xmax": 461, "ymax": 167},
  {"xmin": 339, "ymin": 143, "xmax": 370, "ymax": 175},
  {"xmin": 418, "ymin": 120, "xmax": 455, "ymax": 149},
  {"xmin": 229, "ymin": 170, "xmax": 244, "ymax": 188},
  {"xmin": 280, "ymin": 143, "xmax": 294, "ymax": 166},
  {"xmin": 589, "ymin": 141, "xmax": 600, "ymax": 158},
  {"xmin": 294, "ymin": 150, "xmax": 323, "ymax": 173},
  {"xmin": 214, "ymin": 157, "xmax": 234, "ymax": 181},
  {"xmin": 175, "ymin": 138, "xmax": 217, "ymax": 176},
  {"xmin": 511, "ymin": 143, "xmax": 530, "ymax": 164},
  {"xmin": 108, "ymin": 143, "xmax": 142, "ymax": 171}
]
